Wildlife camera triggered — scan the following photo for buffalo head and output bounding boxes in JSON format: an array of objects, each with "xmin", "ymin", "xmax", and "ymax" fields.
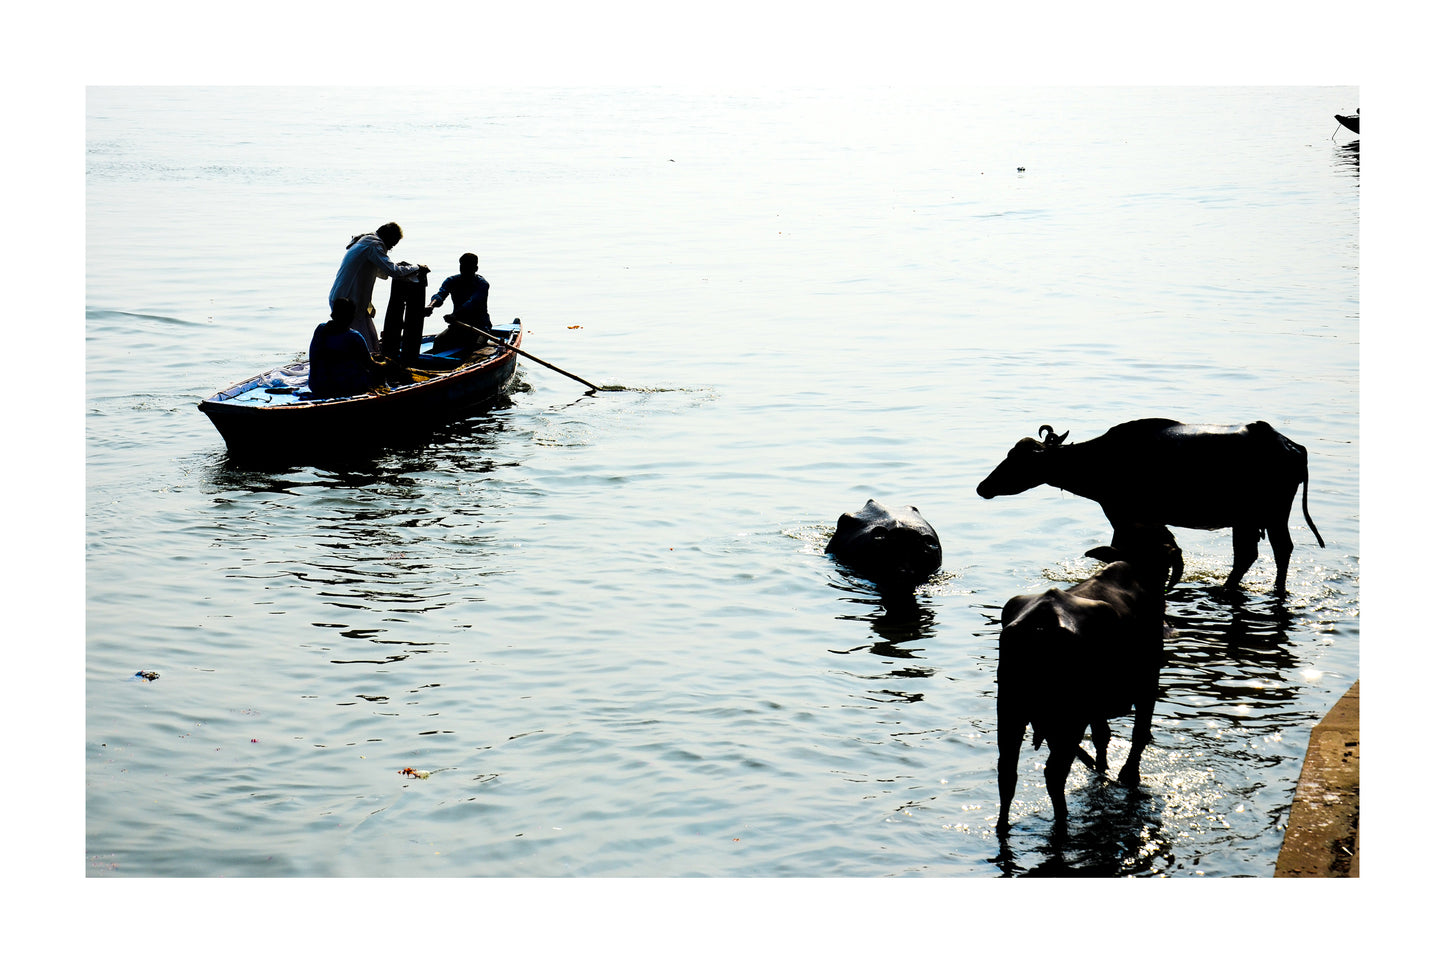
[
  {"xmin": 1083, "ymin": 522, "xmax": 1184, "ymax": 593},
  {"xmin": 976, "ymin": 425, "xmax": 1069, "ymax": 499},
  {"xmin": 826, "ymin": 499, "xmax": 942, "ymax": 591}
]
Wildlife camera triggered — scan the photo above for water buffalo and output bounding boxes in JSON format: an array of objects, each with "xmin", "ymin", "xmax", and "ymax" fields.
[
  {"xmin": 995, "ymin": 524, "xmax": 1182, "ymax": 832},
  {"xmin": 976, "ymin": 418, "xmax": 1324, "ymax": 593},
  {"xmin": 825, "ymin": 499, "xmax": 942, "ymax": 592}
]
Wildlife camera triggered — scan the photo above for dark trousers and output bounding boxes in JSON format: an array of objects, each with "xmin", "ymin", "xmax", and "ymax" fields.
[{"xmin": 380, "ymin": 274, "xmax": 428, "ymax": 362}]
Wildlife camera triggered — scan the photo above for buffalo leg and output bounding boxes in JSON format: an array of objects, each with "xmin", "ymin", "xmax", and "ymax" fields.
[
  {"xmin": 1044, "ymin": 727, "xmax": 1084, "ymax": 825},
  {"xmin": 996, "ymin": 709, "xmax": 1026, "ymax": 832},
  {"xmin": 1089, "ymin": 719, "xmax": 1111, "ymax": 776},
  {"xmin": 1118, "ymin": 700, "xmax": 1154, "ymax": 787},
  {"xmin": 1266, "ymin": 522, "xmax": 1295, "ymax": 594},
  {"xmin": 1224, "ymin": 526, "xmax": 1261, "ymax": 590}
]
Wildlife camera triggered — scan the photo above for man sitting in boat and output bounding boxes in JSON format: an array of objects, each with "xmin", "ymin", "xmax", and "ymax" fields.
[
  {"xmin": 328, "ymin": 222, "xmax": 428, "ymax": 353},
  {"xmin": 308, "ymin": 298, "xmax": 394, "ymax": 399},
  {"xmin": 424, "ymin": 252, "xmax": 491, "ymax": 354}
]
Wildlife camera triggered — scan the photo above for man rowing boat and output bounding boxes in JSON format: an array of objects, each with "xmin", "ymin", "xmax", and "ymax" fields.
[{"xmin": 426, "ymin": 252, "xmax": 491, "ymax": 354}]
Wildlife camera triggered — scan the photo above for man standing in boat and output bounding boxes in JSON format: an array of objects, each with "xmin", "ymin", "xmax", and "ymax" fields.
[
  {"xmin": 328, "ymin": 222, "xmax": 427, "ymax": 353},
  {"xmin": 425, "ymin": 252, "xmax": 491, "ymax": 353}
]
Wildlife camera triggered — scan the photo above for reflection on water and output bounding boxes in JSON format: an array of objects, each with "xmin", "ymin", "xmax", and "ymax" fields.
[
  {"xmin": 1335, "ymin": 140, "xmax": 1359, "ymax": 174},
  {"xmin": 1168, "ymin": 588, "xmax": 1299, "ymax": 680},
  {"xmin": 828, "ymin": 577, "xmax": 940, "ymax": 656},
  {"xmin": 827, "ymin": 580, "xmax": 942, "ymax": 706},
  {"xmin": 195, "ymin": 411, "xmax": 518, "ymax": 682},
  {"xmin": 993, "ymin": 784, "xmax": 1171, "ymax": 877}
]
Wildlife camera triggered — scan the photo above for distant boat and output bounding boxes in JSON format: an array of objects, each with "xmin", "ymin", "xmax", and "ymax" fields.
[
  {"xmin": 1334, "ymin": 112, "xmax": 1359, "ymax": 135},
  {"xmin": 199, "ymin": 321, "xmax": 522, "ymax": 460}
]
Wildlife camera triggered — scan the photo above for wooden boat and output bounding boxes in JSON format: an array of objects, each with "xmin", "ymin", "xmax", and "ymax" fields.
[
  {"xmin": 1335, "ymin": 113, "xmax": 1359, "ymax": 134},
  {"xmin": 198, "ymin": 320, "xmax": 523, "ymax": 459}
]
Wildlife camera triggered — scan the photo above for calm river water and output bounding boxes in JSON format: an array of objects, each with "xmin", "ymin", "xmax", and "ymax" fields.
[{"xmin": 85, "ymin": 86, "xmax": 1359, "ymax": 877}]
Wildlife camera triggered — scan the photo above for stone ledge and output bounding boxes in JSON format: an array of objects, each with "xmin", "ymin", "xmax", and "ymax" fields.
[{"xmin": 1275, "ymin": 680, "xmax": 1360, "ymax": 877}]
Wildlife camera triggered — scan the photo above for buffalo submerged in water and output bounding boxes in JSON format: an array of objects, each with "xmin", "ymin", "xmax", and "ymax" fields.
[
  {"xmin": 825, "ymin": 499, "xmax": 942, "ymax": 593},
  {"xmin": 976, "ymin": 418, "xmax": 1324, "ymax": 594}
]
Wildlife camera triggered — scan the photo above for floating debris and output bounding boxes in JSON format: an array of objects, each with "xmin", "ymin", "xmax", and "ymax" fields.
[
  {"xmin": 399, "ymin": 767, "xmax": 430, "ymax": 779},
  {"xmin": 134, "ymin": 671, "xmax": 159, "ymax": 682}
]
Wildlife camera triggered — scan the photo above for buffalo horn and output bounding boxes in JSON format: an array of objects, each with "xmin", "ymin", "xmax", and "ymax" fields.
[{"xmin": 1038, "ymin": 425, "xmax": 1069, "ymax": 446}]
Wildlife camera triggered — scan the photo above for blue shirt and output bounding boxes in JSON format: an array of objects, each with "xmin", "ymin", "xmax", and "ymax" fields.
[
  {"xmin": 430, "ymin": 272, "xmax": 490, "ymax": 327},
  {"xmin": 308, "ymin": 322, "xmax": 377, "ymax": 398}
]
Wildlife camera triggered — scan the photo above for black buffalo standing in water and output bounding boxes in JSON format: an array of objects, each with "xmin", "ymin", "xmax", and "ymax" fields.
[
  {"xmin": 976, "ymin": 418, "xmax": 1324, "ymax": 594},
  {"xmin": 826, "ymin": 499, "xmax": 942, "ymax": 592},
  {"xmin": 995, "ymin": 524, "xmax": 1183, "ymax": 832}
]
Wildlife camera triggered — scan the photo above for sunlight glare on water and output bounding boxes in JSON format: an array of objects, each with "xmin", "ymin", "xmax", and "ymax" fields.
[{"xmin": 86, "ymin": 85, "xmax": 1358, "ymax": 877}]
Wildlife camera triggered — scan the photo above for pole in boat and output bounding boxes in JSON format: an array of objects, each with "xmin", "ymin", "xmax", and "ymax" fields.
[{"xmin": 449, "ymin": 318, "xmax": 603, "ymax": 394}]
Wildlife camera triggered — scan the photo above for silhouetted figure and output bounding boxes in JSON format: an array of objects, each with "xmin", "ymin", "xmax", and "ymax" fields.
[
  {"xmin": 825, "ymin": 499, "xmax": 942, "ymax": 595},
  {"xmin": 995, "ymin": 524, "xmax": 1181, "ymax": 833},
  {"xmin": 308, "ymin": 298, "xmax": 393, "ymax": 399},
  {"xmin": 977, "ymin": 419, "xmax": 1324, "ymax": 594},
  {"xmin": 426, "ymin": 252, "xmax": 491, "ymax": 354},
  {"xmin": 328, "ymin": 222, "xmax": 427, "ymax": 352}
]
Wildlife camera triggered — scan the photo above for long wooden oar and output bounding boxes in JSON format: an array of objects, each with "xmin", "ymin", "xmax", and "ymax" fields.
[{"xmin": 449, "ymin": 318, "xmax": 602, "ymax": 394}]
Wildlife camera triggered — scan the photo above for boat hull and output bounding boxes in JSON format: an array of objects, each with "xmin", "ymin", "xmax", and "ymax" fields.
[
  {"xmin": 1335, "ymin": 113, "xmax": 1359, "ymax": 134},
  {"xmin": 198, "ymin": 322, "xmax": 522, "ymax": 461}
]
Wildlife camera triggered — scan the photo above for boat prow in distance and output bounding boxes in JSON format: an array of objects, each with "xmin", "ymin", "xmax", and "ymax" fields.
[
  {"xmin": 198, "ymin": 320, "xmax": 523, "ymax": 461},
  {"xmin": 1334, "ymin": 112, "xmax": 1359, "ymax": 135}
]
